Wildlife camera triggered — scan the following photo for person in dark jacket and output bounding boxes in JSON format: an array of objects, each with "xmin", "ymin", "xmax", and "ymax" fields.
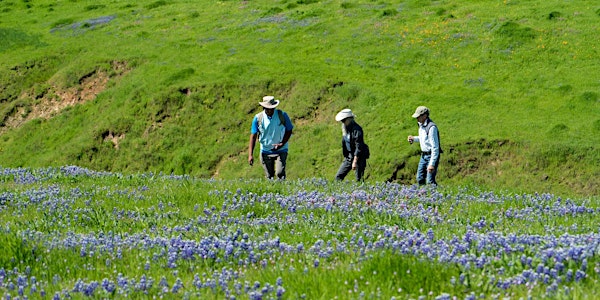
[{"xmin": 334, "ymin": 109, "xmax": 369, "ymax": 181}]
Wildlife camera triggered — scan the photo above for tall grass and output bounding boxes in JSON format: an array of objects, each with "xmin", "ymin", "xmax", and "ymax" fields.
[{"xmin": 0, "ymin": 166, "xmax": 599, "ymax": 298}]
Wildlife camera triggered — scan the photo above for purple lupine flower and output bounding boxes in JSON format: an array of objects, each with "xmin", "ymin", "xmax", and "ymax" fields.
[
  {"xmin": 427, "ymin": 228, "xmax": 434, "ymax": 240},
  {"xmin": 73, "ymin": 279, "xmax": 85, "ymax": 292},
  {"xmin": 536, "ymin": 263, "xmax": 545, "ymax": 274},
  {"xmin": 277, "ymin": 286, "xmax": 285, "ymax": 298},
  {"xmin": 575, "ymin": 270, "xmax": 586, "ymax": 282},
  {"xmin": 555, "ymin": 262, "xmax": 564, "ymax": 273},
  {"xmin": 17, "ymin": 275, "xmax": 27, "ymax": 287},
  {"xmin": 465, "ymin": 293, "xmax": 476, "ymax": 300},
  {"xmin": 84, "ymin": 281, "xmax": 98, "ymax": 296},
  {"xmin": 172, "ymin": 278, "xmax": 183, "ymax": 293},
  {"xmin": 159, "ymin": 277, "xmax": 169, "ymax": 289},
  {"xmin": 546, "ymin": 281, "xmax": 558, "ymax": 294},
  {"xmin": 102, "ymin": 278, "xmax": 115, "ymax": 293},
  {"xmin": 435, "ymin": 294, "xmax": 450, "ymax": 300},
  {"xmin": 116, "ymin": 273, "xmax": 128, "ymax": 288},
  {"xmin": 249, "ymin": 291, "xmax": 263, "ymax": 300},
  {"xmin": 566, "ymin": 269, "xmax": 573, "ymax": 282}
]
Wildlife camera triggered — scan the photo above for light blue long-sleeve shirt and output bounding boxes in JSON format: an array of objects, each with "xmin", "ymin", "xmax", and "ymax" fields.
[{"xmin": 412, "ymin": 119, "xmax": 441, "ymax": 166}]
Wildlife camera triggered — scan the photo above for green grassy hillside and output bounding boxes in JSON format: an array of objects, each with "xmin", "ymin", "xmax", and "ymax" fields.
[{"xmin": 0, "ymin": 0, "xmax": 598, "ymax": 196}]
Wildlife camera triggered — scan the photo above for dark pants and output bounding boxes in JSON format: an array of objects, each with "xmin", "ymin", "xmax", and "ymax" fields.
[
  {"xmin": 260, "ymin": 152, "xmax": 287, "ymax": 180},
  {"xmin": 335, "ymin": 156, "xmax": 366, "ymax": 182},
  {"xmin": 417, "ymin": 153, "xmax": 439, "ymax": 185}
]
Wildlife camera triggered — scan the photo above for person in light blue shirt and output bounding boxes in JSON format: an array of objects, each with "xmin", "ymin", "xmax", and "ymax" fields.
[
  {"xmin": 407, "ymin": 106, "xmax": 442, "ymax": 185},
  {"xmin": 248, "ymin": 96, "xmax": 294, "ymax": 180}
]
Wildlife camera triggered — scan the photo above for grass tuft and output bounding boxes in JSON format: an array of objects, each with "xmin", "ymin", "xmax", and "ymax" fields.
[{"xmin": 145, "ymin": 0, "xmax": 168, "ymax": 10}]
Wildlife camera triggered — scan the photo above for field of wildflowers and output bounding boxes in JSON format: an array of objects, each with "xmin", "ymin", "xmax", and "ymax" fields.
[{"xmin": 1, "ymin": 166, "xmax": 599, "ymax": 299}]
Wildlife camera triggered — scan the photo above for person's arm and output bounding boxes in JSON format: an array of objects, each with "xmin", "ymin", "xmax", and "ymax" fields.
[
  {"xmin": 272, "ymin": 130, "xmax": 292, "ymax": 151},
  {"xmin": 428, "ymin": 126, "xmax": 440, "ymax": 170},
  {"xmin": 248, "ymin": 133, "xmax": 257, "ymax": 165},
  {"xmin": 352, "ymin": 127, "xmax": 365, "ymax": 169},
  {"xmin": 409, "ymin": 135, "xmax": 420, "ymax": 143},
  {"xmin": 408, "ymin": 135, "xmax": 419, "ymax": 144},
  {"xmin": 272, "ymin": 111, "xmax": 294, "ymax": 150},
  {"xmin": 248, "ymin": 116, "xmax": 259, "ymax": 165}
]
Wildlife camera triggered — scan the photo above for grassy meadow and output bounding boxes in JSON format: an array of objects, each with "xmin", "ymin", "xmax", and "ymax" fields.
[
  {"xmin": 0, "ymin": 0, "xmax": 597, "ymax": 196},
  {"xmin": 1, "ymin": 166, "xmax": 600, "ymax": 299},
  {"xmin": 1, "ymin": 1, "xmax": 600, "ymax": 298}
]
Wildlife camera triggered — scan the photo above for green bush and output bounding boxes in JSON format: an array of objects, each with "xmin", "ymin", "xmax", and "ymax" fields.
[{"xmin": 145, "ymin": 0, "xmax": 168, "ymax": 9}]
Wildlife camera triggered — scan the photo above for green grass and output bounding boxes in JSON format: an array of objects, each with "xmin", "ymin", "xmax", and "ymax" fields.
[
  {"xmin": 0, "ymin": 167, "xmax": 599, "ymax": 299},
  {"xmin": 0, "ymin": 0, "xmax": 598, "ymax": 196}
]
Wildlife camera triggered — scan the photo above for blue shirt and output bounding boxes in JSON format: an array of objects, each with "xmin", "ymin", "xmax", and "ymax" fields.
[{"xmin": 251, "ymin": 110, "xmax": 294, "ymax": 154}]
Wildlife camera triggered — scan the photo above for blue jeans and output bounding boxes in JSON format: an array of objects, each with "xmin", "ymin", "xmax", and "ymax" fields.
[{"xmin": 417, "ymin": 154, "xmax": 438, "ymax": 185}]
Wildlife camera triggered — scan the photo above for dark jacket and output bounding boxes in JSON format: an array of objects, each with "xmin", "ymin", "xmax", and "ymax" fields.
[{"xmin": 341, "ymin": 121, "xmax": 370, "ymax": 159}]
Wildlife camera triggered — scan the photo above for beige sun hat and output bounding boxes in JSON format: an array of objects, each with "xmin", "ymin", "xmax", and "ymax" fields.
[
  {"xmin": 335, "ymin": 108, "xmax": 356, "ymax": 122},
  {"xmin": 259, "ymin": 96, "xmax": 280, "ymax": 109},
  {"xmin": 412, "ymin": 106, "xmax": 429, "ymax": 118}
]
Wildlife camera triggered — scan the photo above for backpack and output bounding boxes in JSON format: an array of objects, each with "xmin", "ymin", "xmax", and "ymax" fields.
[
  {"xmin": 363, "ymin": 143, "xmax": 370, "ymax": 159},
  {"xmin": 257, "ymin": 109, "xmax": 286, "ymax": 136},
  {"xmin": 424, "ymin": 120, "xmax": 443, "ymax": 153}
]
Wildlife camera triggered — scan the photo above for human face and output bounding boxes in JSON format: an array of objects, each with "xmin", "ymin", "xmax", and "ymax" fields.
[
  {"xmin": 264, "ymin": 107, "xmax": 275, "ymax": 117},
  {"xmin": 416, "ymin": 114, "xmax": 428, "ymax": 123}
]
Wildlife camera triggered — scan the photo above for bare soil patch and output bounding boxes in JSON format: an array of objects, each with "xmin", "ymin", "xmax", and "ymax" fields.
[{"xmin": 2, "ymin": 61, "xmax": 129, "ymax": 134}]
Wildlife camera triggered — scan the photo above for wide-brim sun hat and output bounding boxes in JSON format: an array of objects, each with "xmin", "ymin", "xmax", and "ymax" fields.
[
  {"xmin": 335, "ymin": 108, "xmax": 356, "ymax": 122},
  {"xmin": 412, "ymin": 106, "xmax": 429, "ymax": 118},
  {"xmin": 259, "ymin": 96, "xmax": 280, "ymax": 109}
]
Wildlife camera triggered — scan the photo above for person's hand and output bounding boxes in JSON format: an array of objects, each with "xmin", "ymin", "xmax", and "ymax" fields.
[
  {"xmin": 427, "ymin": 165, "xmax": 434, "ymax": 173},
  {"xmin": 352, "ymin": 157, "xmax": 358, "ymax": 170},
  {"xmin": 272, "ymin": 143, "xmax": 283, "ymax": 150},
  {"xmin": 248, "ymin": 156, "xmax": 254, "ymax": 166},
  {"xmin": 407, "ymin": 136, "xmax": 414, "ymax": 144}
]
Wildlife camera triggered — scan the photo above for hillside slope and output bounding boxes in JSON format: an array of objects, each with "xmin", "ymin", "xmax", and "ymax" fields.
[{"xmin": 0, "ymin": 0, "xmax": 598, "ymax": 196}]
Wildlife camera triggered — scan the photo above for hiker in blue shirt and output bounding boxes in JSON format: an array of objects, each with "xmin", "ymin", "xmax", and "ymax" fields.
[
  {"xmin": 248, "ymin": 96, "xmax": 294, "ymax": 180},
  {"xmin": 407, "ymin": 106, "xmax": 442, "ymax": 185}
]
